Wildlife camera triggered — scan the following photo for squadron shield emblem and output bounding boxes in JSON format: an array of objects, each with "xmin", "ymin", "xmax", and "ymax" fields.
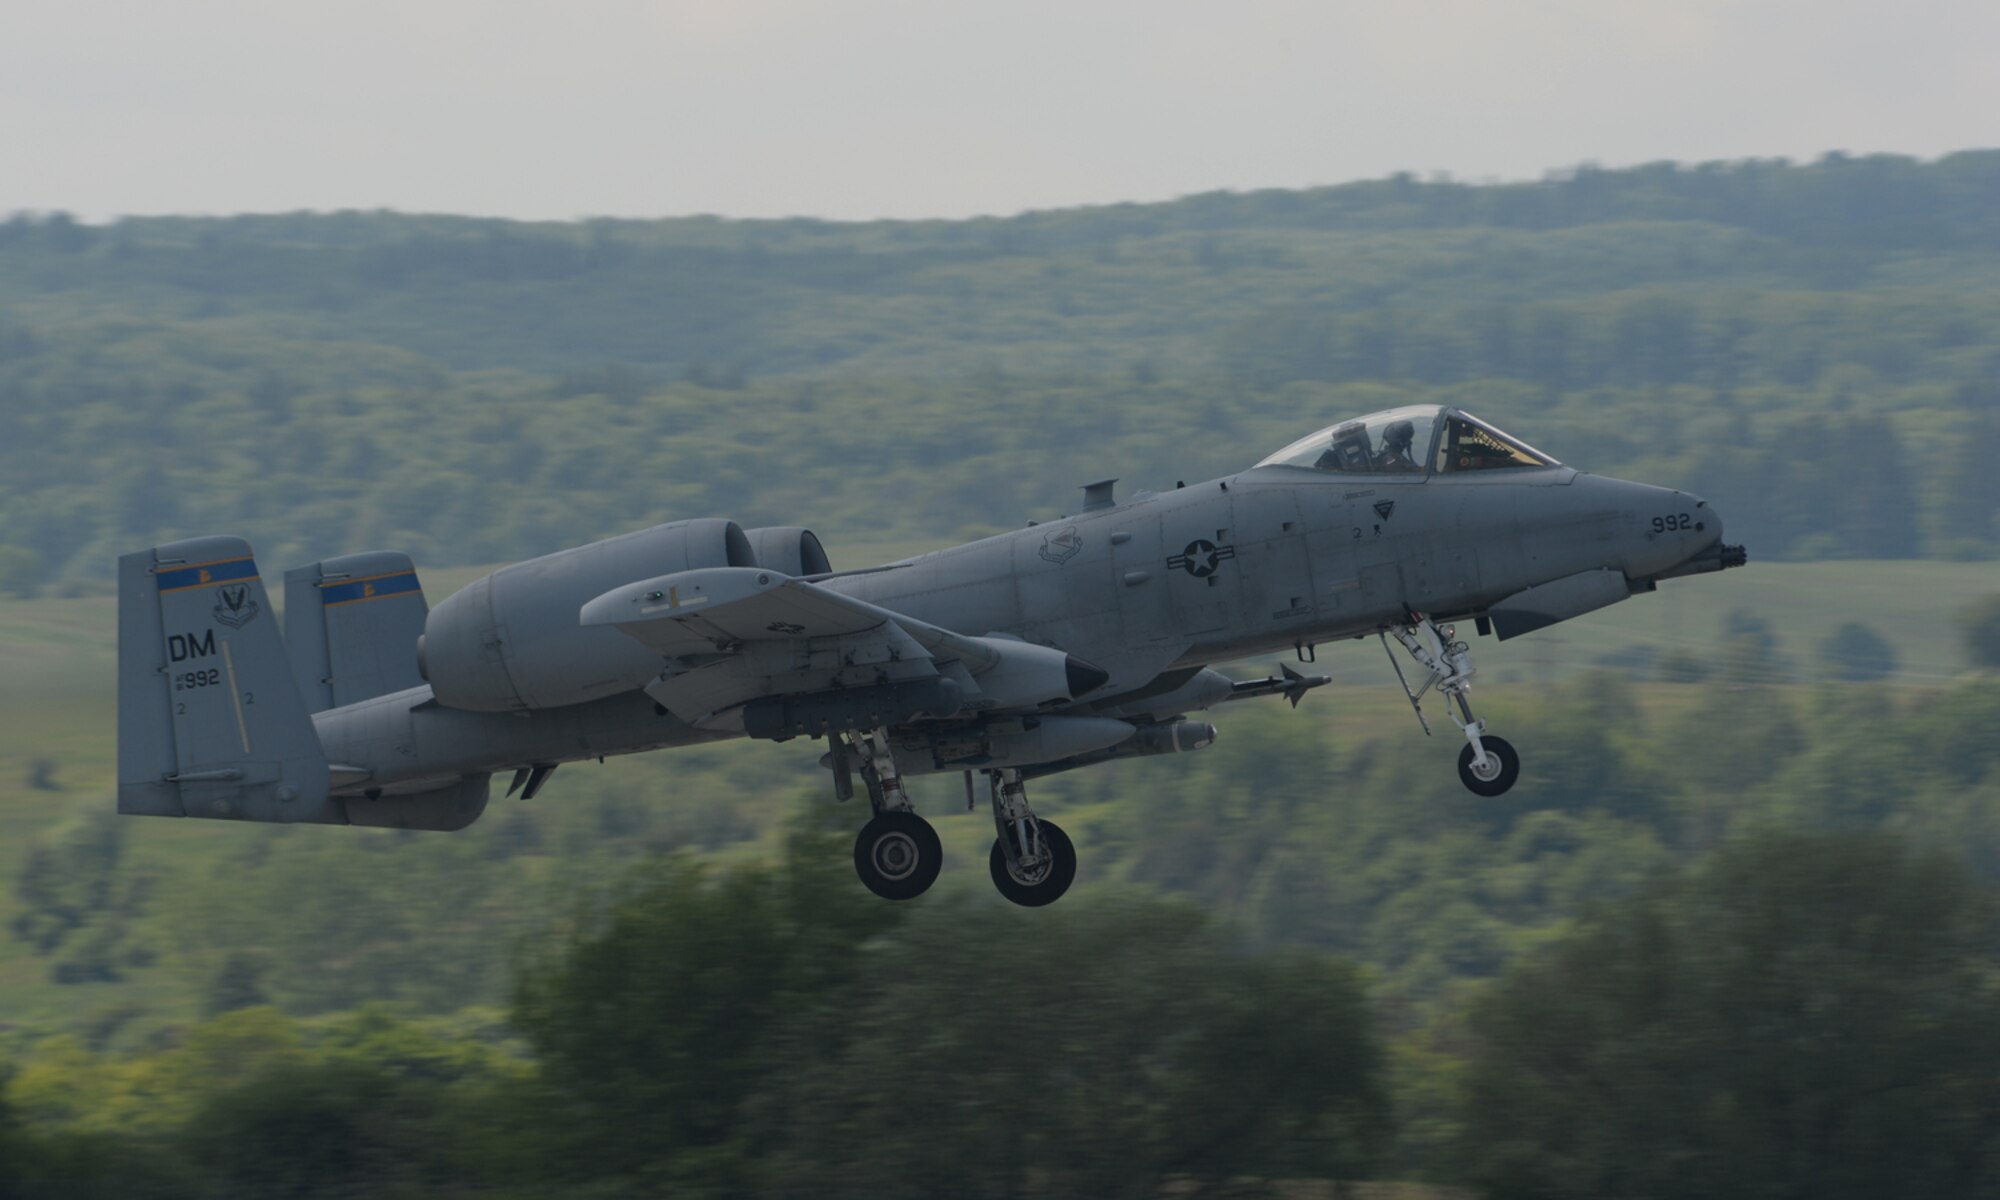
[
  {"xmin": 1038, "ymin": 527, "xmax": 1082, "ymax": 565},
  {"xmin": 212, "ymin": 583, "xmax": 260, "ymax": 629}
]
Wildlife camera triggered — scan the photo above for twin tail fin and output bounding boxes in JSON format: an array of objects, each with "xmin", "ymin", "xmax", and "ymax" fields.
[{"xmin": 117, "ymin": 537, "xmax": 337, "ymax": 823}]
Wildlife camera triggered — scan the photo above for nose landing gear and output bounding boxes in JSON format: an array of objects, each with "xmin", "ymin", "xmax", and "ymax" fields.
[{"xmin": 1383, "ymin": 615, "xmax": 1521, "ymax": 797}]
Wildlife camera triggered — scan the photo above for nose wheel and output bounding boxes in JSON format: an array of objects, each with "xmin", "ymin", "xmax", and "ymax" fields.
[
  {"xmin": 1457, "ymin": 735, "xmax": 1519, "ymax": 797},
  {"xmin": 1384, "ymin": 615, "xmax": 1522, "ymax": 797}
]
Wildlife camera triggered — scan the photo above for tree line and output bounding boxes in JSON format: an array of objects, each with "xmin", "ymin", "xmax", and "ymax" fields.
[
  {"xmin": 6, "ymin": 824, "xmax": 2000, "ymax": 1198},
  {"xmin": 4, "ymin": 154, "xmax": 1998, "ymax": 590}
]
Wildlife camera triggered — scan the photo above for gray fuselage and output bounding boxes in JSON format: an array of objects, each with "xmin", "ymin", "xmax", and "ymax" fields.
[{"xmin": 312, "ymin": 461, "xmax": 1716, "ymax": 797}]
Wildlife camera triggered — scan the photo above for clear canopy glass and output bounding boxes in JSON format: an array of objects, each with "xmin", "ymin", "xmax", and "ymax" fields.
[{"xmin": 1256, "ymin": 406, "xmax": 1558, "ymax": 476}]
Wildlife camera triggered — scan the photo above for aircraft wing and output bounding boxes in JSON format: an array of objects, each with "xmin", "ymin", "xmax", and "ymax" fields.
[
  {"xmin": 580, "ymin": 568, "xmax": 1079, "ymax": 729},
  {"xmin": 579, "ymin": 567, "xmax": 1001, "ymax": 670}
]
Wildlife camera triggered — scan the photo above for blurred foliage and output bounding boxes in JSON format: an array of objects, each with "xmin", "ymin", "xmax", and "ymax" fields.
[
  {"xmin": 1460, "ymin": 832, "xmax": 2000, "ymax": 1199},
  {"xmin": 5, "ymin": 152, "xmax": 2000, "ymax": 594},
  {"xmin": 1818, "ymin": 619, "xmax": 1900, "ymax": 681},
  {"xmin": 1963, "ymin": 594, "xmax": 2000, "ymax": 668},
  {"xmin": 7, "ymin": 669, "xmax": 2000, "ymax": 1192},
  {"xmin": 7, "ymin": 154, "xmax": 2000, "ymax": 1191},
  {"xmin": 0, "ymin": 842, "xmax": 1384, "ymax": 1199}
]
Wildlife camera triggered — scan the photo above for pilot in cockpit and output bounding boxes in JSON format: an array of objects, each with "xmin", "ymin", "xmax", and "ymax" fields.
[
  {"xmin": 1314, "ymin": 417, "xmax": 1421, "ymax": 473},
  {"xmin": 1260, "ymin": 405, "xmax": 1557, "ymax": 477},
  {"xmin": 1375, "ymin": 420, "xmax": 1419, "ymax": 472},
  {"xmin": 1314, "ymin": 421, "xmax": 1374, "ymax": 471}
]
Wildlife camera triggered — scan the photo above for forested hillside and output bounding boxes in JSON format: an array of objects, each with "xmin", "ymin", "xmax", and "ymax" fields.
[
  {"xmin": 3, "ymin": 150, "xmax": 1999, "ymax": 597},
  {"xmin": 7, "ymin": 154, "xmax": 2000, "ymax": 1197}
]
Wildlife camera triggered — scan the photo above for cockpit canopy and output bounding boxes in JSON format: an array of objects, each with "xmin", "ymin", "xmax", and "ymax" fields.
[{"xmin": 1255, "ymin": 405, "xmax": 1559, "ymax": 476}]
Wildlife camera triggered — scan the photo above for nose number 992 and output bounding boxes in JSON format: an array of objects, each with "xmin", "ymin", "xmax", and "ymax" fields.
[{"xmin": 1651, "ymin": 513, "xmax": 1695, "ymax": 533}]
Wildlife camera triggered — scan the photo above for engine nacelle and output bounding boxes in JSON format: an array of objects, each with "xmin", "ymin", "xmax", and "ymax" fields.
[
  {"xmin": 422, "ymin": 519, "xmax": 756, "ymax": 712},
  {"xmin": 744, "ymin": 526, "xmax": 832, "ymax": 577}
]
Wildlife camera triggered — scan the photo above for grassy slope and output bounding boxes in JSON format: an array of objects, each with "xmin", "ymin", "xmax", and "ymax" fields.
[{"xmin": 0, "ymin": 556, "xmax": 1986, "ymax": 1031}]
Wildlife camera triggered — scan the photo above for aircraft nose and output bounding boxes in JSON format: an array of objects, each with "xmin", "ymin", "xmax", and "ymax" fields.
[
  {"xmin": 1593, "ymin": 477, "xmax": 1722, "ymax": 577},
  {"xmin": 1602, "ymin": 478, "xmax": 1746, "ymax": 580}
]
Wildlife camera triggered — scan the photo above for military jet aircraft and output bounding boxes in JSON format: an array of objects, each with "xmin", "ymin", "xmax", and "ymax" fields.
[{"xmin": 118, "ymin": 404, "xmax": 1744, "ymax": 906}]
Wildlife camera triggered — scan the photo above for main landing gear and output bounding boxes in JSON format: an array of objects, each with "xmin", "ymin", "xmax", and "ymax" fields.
[
  {"xmin": 986, "ymin": 768, "xmax": 1077, "ymax": 907},
  {"xmin": 827, "ymin": 729, "xmax": 1078, "ymax": 906},
  {"xmin": 839, "ymin": 727, "xmax": 945, "ymax": 901},
  {"xmin": 1382, "ymin": 614, "xmax": 1521, "ymax": 797}
]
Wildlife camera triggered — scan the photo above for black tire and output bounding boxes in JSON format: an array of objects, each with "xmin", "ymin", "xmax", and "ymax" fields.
[
  {"xmin": 853, "ymin": 811, "xmax": 943, "ymax": 901},
  {"xmin": 988, "ymin": 819, "xmax": 1077, "ymax": 907},
  {"xmin": 1458, "ymin": 735, "xmax": 1520, "ymax": 797}
]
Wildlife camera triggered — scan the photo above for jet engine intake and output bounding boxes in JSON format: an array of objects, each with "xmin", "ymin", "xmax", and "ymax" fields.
[
  {"xmin": 744, "ymin": 526, "xmax": 833, "ymax": 577},
  {"xmin": 423, "ymin": 519, "xmax": 757, "ymax": 712}
]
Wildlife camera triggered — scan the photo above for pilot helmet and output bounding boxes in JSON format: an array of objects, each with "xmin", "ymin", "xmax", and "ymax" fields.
[{"xmin": 1383, "ymin": 419, "xmax": 1415, "ymax": 450}]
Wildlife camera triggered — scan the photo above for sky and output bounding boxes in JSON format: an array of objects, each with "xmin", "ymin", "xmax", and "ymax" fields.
[{"xmin": 4, "ymin": 0, "xmax": 1995, "ymax": 223}]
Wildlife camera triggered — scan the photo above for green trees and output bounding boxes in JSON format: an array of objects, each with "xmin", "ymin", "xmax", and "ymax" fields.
[
  {"xmin": 4, "ymin": 154, "xmax": 2000, "ymax": 588},
  {"xmin": 1962, "ymin": 595, "xmax": 2000, "ymax": 668},
  {"xmin": 1819, "ymin": 620, "xmax": 1899, "ymax": 680},
  {"xmin": 512, "ymin": 835, "xmax": 1387, "ymax": 1197},
  {"xmin": 510, "ymin": 831, "xmax": 899, "ymax": 1190},
  {"xmin": 1459, "ymin": 832, "xmax": 2000, "ymax": 1200}
]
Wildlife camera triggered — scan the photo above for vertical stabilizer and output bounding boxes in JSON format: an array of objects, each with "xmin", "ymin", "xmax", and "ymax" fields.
[
  {"xmin": 284, "ymin": 551, "xmax": 429, "ymax": 713},
  {"xmin": 118, "ymin": 537, "xmax": 337, "ymax": 823}
]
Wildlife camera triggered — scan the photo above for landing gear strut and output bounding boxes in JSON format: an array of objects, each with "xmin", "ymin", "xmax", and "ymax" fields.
[
  {"xmin": 986, "ymin": 768, "xmax": 1076, "ymax": 907},
  {"xmin": 1383, "ymin": 614, "xmax": 1521, "ymax": 797},
  {"xmin": 836, "ymin": 727, "xmax": 943, "ymax": 900}
]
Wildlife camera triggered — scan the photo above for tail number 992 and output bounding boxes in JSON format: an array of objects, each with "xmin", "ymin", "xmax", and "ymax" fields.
[
  {"xmin": 1651, "ymin": 513, "xmax": 1695, "ymax": 533},
  {"xmin": 174, "ymin": 668, "xmax": 222, "ymax": 691}
]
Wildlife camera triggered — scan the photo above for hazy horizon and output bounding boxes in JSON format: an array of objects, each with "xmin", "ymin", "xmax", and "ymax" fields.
[{"xmin": 6, "ymin": 0, "xmax": 1996, "ymax": 224}]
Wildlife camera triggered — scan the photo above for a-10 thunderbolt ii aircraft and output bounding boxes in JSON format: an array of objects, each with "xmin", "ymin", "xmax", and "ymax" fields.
[{"xmin": 118, "ymin": 404, "xmax": 1744, "ymax": 906}]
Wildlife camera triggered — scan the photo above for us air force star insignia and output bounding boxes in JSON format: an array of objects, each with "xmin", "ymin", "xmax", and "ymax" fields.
[
  {"xmin": 1168, "ymin": 539, "xmax": 1237, "ymax": 578},
  {"xmin": 213, "ymin": 583, "xmax": 260, "ymax": 629},
  {"xmin": 1038, "ymin": 527, "xmax": 1082, "ymax": 565},
  {"xmin": 1373, "ymin": 499, "xmax": 1396, "ymax": 520},
  {"xmin": 766, "ymin": 621, "xmax": 807, "ymax": 635}
]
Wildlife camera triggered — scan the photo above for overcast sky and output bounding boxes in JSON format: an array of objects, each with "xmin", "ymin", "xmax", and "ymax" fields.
[{"xmin": 4, "ymin": 0, "xmax": 1994, "ymax": 223}]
